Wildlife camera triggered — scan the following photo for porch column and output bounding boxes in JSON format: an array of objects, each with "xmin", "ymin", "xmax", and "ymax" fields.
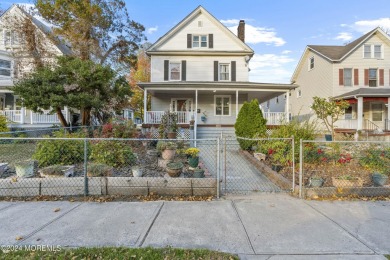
[
  {"xmin": 64, "ymin": 106, "xmax": 69, "ymax": 123},
  {"xmin": 357, "ymin": 97, "xmax": 363, "ymax": 130},
  {"xmin": 195, "ymin": 89, "xmax": 198, "ymax": 140},
  {"xmin": 20, "ymin": 107, "xmax": 25, "ymax": 124},
  {"xmin": 285, "ymin": 91, "xmax": 290, "ymax": 122},
  {"xmin": 30, "ymin": 111, "xmax": 33, "ymax": 124},
  {"xmin": 388, "ymin": 97, "xmax": 390, "ymax": 130},
  {"xmin": 236, "ymin": 90, "xmax": 239, "ymax": 118},
  {"xmin": 143, "ymin": 88, "xmax": 147, "ymax": 124}
]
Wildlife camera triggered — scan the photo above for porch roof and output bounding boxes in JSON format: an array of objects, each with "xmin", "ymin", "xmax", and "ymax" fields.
[{"xmin": 333, "ymin": 88, "xmax": 390, "ymax": 100}]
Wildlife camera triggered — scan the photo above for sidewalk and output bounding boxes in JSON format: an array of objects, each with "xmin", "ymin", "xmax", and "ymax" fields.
[{"xmin": 0, "ymin": 194, "xmax": 389, "ymax": 259}]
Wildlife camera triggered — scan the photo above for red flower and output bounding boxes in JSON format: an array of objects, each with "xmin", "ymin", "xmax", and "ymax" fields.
[
  {"xmin": 317, "ymin": 149, "xmax": 323, "ymax": 154},
  {"xmin": 268, "ymin": 149, "xmax": 274, "ymax": 155}
]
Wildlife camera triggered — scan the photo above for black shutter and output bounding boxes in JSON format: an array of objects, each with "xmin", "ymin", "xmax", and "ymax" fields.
[
  {"xmin": 187, "ymin": 34, "xmax": 192, "ymax": 48},
  {"xmin": 231, "ymin": 61, "xmax": 236, "ymax": 81},
  {"xmin": 214, "ymin": 61, "xmax": 219, "ymax": 81},
  {"xmin": 209, "ymin": 34, "xmax": 213, "ymax": 48},
  {"xmin": 181, "ymin": 60, "xmax": 186, "ymax": 81},
  {"xmin": 164, "ymin": 60, "xmax": 169, "ymax": 81}
]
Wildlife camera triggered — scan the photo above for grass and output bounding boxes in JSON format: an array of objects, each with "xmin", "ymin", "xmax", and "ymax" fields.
[
  {"xmin": 0, "ymin": 142, "xmax": 36, "ymax": 166},
  {"xmin": 0, "ymin": 246, "xmax": 238, "ymax": 259}
]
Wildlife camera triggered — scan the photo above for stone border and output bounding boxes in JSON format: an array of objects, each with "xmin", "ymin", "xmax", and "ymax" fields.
[
  {"xmin": 304, "ymin": 186, "xmax": 390, "ymax": 199},
  {"xmin": 0, "ymin": 177, "xmax": 217, "ymax": 197},
  {"xmin": 240, "ymin": 150, "xmax": 298, "ymax": 194}
]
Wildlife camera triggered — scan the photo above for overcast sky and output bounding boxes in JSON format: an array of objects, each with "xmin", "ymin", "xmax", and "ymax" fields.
[{"xmin": 3, "ymin": 0, "xmax": 390, "ymax": 83}]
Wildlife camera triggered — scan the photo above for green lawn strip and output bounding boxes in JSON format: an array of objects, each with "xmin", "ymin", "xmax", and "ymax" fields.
[{"xmin": 0, "ymin": 246, "xmax": 238, "ymax": 260}]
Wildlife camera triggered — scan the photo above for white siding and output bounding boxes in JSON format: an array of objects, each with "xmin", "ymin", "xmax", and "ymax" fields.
[{"xmin": 151, "ymin": 55, "xmax": 248, "ymax": 82}]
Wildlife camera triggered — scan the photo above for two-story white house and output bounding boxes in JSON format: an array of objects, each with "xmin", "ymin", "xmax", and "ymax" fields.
[
  {"xmin": 0, "ymin": 4, "xmax": 72, "ymax": 128},
  {"xmin": 290, "ymin": 27, "xmax": 390, "ymax": 132},
  {"xmin": 138, "ymin": 6, "xmax": 296, "ymax": 138}
]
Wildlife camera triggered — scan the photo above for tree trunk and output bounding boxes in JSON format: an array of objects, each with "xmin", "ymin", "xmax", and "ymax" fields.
[
  {"xmin": 81, "ymin": 107, "xmax": 92, "ymax": 126},
  {"xmin": 56, "ymin": 107, "xmax": 69, "ymax": 127}
]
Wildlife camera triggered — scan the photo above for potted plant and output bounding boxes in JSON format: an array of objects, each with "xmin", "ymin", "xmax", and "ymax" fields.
[
  {"xmin": 132, "ymin": 165, "xmax": 143, "ymax": 177},
  {"xmin": 166, "ymin": 162, "xmax": 183, "ymax": 177},
  {"xmin": 157, "ymin": 141, "xmax": 177, "ymax": 160},
  {"xmin": 40, "ymin": 165, "xmax": 75, "ymax": 178},
  {"xmin": 309, "ymin": 176, "xmax": 324, "ymax": 187},
  {"xmin": 193, "ymin": 167, "xmax": 205, "ymax": 178},
  {"xmin": 332, "ymin": 175, "xmax": 363, "ymax": 188},
  {"xmin": 15, "ymin": 160, "xmax": 35, "ymax": 178},
  {"xmin": 159, "ymin": 111, "xmax": 178, "ymax": 139},
  {"xmin": 201, "ymin": 111, "xmax": 207, "ymax": 122},
  {"xmin": 185, "ymin": 147, "xmax": 200, "ymax": 168},
  {"xmin": 87, "ymin": 163, "xmax": 113, "ymax": 177},
  {"xmin": 372, "ymin": 172, "xmax": 388, "ymax": 187}
]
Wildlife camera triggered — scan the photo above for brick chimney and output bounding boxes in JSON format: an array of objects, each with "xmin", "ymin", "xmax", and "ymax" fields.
[{"xmin": 237, "ymin": 20, "xmax": 245, "ymax": 42}]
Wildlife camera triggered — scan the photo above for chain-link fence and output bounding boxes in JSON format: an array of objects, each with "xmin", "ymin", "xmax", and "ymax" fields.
[
  {"xmin": 0, "ymin": 137, "xmax": 218, "ymax": 199},
  {"xmin": 220, "ymin": 136, "xmax": 295, "ymax": 194},
  {"xmin": 300, "ymin": 140, "xmax": 390, "ymax": 199}
]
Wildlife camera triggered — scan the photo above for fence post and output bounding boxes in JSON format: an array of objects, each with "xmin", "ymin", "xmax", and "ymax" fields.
[
  {"xmin": 84, "ymin": 138, "xmax": 88, "ymax": 196},
  {"xmin": 291, "ymin": 135, "xmax": 295, "ymax": 192},
  {"xmin": 299, "ymin": 139, "xmax": 303, "ymax": 199},
  {"xmin": 216, "ymin": 137, "xmax": 220, "ymax": 199}
]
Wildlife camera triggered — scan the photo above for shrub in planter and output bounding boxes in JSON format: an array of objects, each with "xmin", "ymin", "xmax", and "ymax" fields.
[
  {"xmin": 33, "ymin": 131, "xmax": 87, "ymax": 167},
  {"xmin": 156, "ymin": 141, "xmax": 177, "ymax": 160},
  {"xmin": 193, "ymin": 167, "xmax": 205, "ymax": 178},
  {"xmin": 185, "ymin": 147, "xmax": 200, "ymax": 168},
  {"xmin": 372, "ymin": 172, "xmax": 388, "ymax": 187},
  {"xmin": 87, "ymin": 163, "xmax": 113, "ymax": 177},
  {"xmin": 15, "ymin": 160, "xmax": 35, "ymax": 178},
  {"xmin": 40, "ymin": 165, "xmax": 74, "ymax": 178},
  {"xmin": 235, "ymin": 99, "xmax": 267, "ymax": 150},
  {"xmin": 90, "ymin": 141, "xmax": 136, "ymax": 167},
  {"xmin": 166, "ymin": 162, "xmax": 183, "ymax": 177}
]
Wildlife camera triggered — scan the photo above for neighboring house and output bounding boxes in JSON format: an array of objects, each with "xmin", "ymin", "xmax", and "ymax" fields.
[
  {"xmin": 288, "ymin": 27, "xmax": 390, "ymax": 132},
  {"xmin": 0, "ymin": 4, "xmax": 71, "ymax": 128},
  {"xmin": 138, "ymin": 6, "xmax": 295, "ymax": 138}
]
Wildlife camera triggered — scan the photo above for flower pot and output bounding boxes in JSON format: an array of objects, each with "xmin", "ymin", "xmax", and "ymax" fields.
[
  {"xmin": 188, "ymin": 156, "xmax": 199, "ymax": 168},
  {"xmin": 15, "ymin": 161, "xmax": 35, "ymax": 178},
  {"xmin": 132, "ymin": 166, "xmax": 143, "ymax": 177},
  {"xmin": 166, "ymin": 162, "xmax": 183, "ymax": 177},
  {"xmin": 162, "ymin": 149, "xmax": 176, "ymax": 160},
  {"xmin": 167, "ymin": 132, "xmax": 176, "ymax": 139},
  {"xmin": 332, "ymin": 177, "xmax": 363, "ymax": 188},
  {"xmin": 372, "ymin": 173, "xmax": 388, "ymax": 187},
  {"xmin": 201, "ymin": 115, "xmax": 206, "ymax": 122},
  {"xmin": 309, "ymin": 177, "xmax": 324, "ymax": 187},
  {"xmin": 271, "ymin": 164, "xmax": 282, "ymax": 172},
  {"xmin": 325, "ymin": 134, "xmax": 332, "ymax": 141},
  {"xmin": 193, "ymin": 168, "xmax": 205, "ymax": 178}
]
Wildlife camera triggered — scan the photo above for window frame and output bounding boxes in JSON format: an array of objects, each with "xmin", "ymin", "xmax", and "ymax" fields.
[
  {"xmin": 368, "ymin": 68, "xmax": 377, "ymax": 87},
  {"xmin": 371, "ymin": 103, "xmax": 383, "ymax": 122},
  {"xmin": 363, "ymin": 44, "xmax": 383, "ymax": 59},
  {"xmin": 219, "ymin": 63, "xmax": 230, "ymax": 81},
  {"xmin": 374, "ymin": 44, "xmax": 382, "ymax": 59},
  {"xmin": 309, "ymin": 57, "xmax": 314, "ymax": 70},
  {"xmin": 363, "ymin": 44, "xmax": 371, "ymax": 58},
  {"xmin": 192, "ymin": 35, "xmax": 208, "ymax": 48},
  {"xmin": 343, "ymin": 68, "xmax": 353, "ymax": 87},
  {"xmin": 169, "ymin": 62, "xmax": 181, "ymax": 81},
  {"xmin": 0, "ymin": 59, "xmax": 12, "ymax": 77},
  {"xmin": 214, "ymin": 95, "xmax": 231, "ymax": 116}
]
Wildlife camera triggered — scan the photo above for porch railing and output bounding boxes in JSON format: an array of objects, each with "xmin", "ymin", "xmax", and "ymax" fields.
[
  {"xmin": 31, "ymin": 110, "xmax": 64, "ymax": 124},
  {"xmin": 0, "ymin": 109, "xmax": 65, "ymax": 124},
  {"xmin": 145, "ymin": 111, "xmax": 195, "ymax": 124},
  {"xmin": 263, "ymin": 112, "xmax": 287, "ymax": 125},
  {"xmin": 0, "ymin": 110, "xmax": 22, "ymax": 123},
  {"xmin": 364, "ymin": 119, "xmax": 380, "ymax": 132},
  {"xmin": 335, "ymin": 119, "xmax": 358, "ymax": 130}
]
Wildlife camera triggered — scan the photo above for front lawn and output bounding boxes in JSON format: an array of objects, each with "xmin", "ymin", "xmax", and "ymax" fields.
[{"xmin": 0, "ymin": 246, "xmax": 238, "ymax": 260}]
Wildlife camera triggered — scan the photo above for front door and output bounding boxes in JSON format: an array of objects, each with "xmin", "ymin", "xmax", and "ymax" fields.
[{"xmin": 171, "ymin": 98, "xmax": 193, "ymax": 112}]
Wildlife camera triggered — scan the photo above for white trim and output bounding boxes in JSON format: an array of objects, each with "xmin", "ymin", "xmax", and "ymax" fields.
[
  {"xmin": 219, "ymin": 63, "xmax": 230, "ymax": 81},
  {"xmin": 214, "ymin": 95, "xmax": 231, "ymax": 116},
  {"xmin": 343, "ymin": 68, "xmax": 353, "ymax": 87},
  {"xmin": 170, "ymin": 98, "xmax": 193, "ymax": 112},
  {"xmin": 169, "ymin": 61, "xmax": 181, "ymax": 81},
  {"xmin": 143, "ymin": 87, "xmax": 292, "ymax": 92},
  {"xmin": 192, "ymin": 34, "xmax": 208, "ymax": 48},
  {"xmin": 363, "ymin": 43, "xmax": 384, "ymax": 59}
]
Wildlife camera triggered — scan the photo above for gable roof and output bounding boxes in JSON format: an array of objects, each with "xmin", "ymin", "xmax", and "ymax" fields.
[
  {"xmin": 291, "ymin": 27, "xmax": 390, "ymax": 82},
  {"xmin": 0, "ymin": 4, "xmax": 71, "ymax": 55},
  {"xmin": 147, "ymin": 5, "xmax": 254, "ymax": 55},
  {"xmin": 333, "ymin": 88, "xmax": 390, "ymax": 99}
]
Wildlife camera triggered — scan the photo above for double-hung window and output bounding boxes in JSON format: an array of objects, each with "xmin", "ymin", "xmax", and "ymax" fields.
[
  {"xmin": 374, "ymin": 45, "xmax": 382, "ymax": 58},
  {"xmin": 192, "ymin": 35, "xmax": 207, "ymax": 48},
  {"xmin": 309, "ymin": 57, "xmax": 314, "ymax": 70},
  {"xmin": 364, "ymin": 44, "xmax": 371, "ymax": 58},
  {"xmin": 215, "ymin": 95, "xmax": 230, "ymax": 116},
  {"xmin": 343, "ymin": 68, "xmax": 352, "ymax": 87},
  {"xmin": 0, "ymin": 59, "xmax": 11, "ymax": 77},
  {"xmin": 369, "ymin": 68, "xmax": 377, "ymax": 87},
  {"xmin": 219, "ymin": 63, "xmax": 230, "ymax": 81},
  {"xmin": 169, "ymin": 62, "xmax": 181, "ymax": 81}
]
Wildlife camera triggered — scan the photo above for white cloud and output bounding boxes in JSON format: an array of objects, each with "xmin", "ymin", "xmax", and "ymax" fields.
[
  {"xmin": 221, "ymin": 19, "xmax": 286, "ymax": 46},
  {"xmin": 249, "ymin": 54, "xmax": 294, "ymax": 83},
  {"xmin": 147, "ymin": 26, "xmax": 158, "ymax": 34},
  {"xmin": 281, "ymin": 50, "xmax": 292, "ymax": 54},
  {"xmin": 348, "ymin": 18, "xmax": 390, "ymax": 33},
  {"xmin": 334, "ymin": 32, "xmax": 353, "ymax": 41}
]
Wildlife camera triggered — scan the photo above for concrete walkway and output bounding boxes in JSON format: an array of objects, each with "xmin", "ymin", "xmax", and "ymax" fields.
[{"xmin": 0, "ymin": 194, "xmax": 389, "ymax": 259}]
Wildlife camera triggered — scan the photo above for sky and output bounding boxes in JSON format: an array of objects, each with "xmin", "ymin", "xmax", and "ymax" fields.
[{"xmin": 2, "ymin": 0, "xmax": 390, "ymax": 83}]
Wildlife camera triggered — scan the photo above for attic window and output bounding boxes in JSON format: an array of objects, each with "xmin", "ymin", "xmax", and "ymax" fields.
[
  {"xmin": 309, "ymin": 57, "xmax": 314, "ymax": 70},
  {"xmin": 4, "ymin": 31, "xmax": 21, "ymax": 46},
  {"xmin": 193, "ymin": 35, "xmax": 207, "ymax": 48},
  {"xmin": 198, "ymin": 21, "xmax": 203, "ymax": 27}
]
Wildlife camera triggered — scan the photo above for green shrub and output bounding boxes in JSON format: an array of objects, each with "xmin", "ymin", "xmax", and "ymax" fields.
[
  {"xmin": 90, "ymin": 141, "xmax": 136, "ymax": 167},
  {"xmin": 359, "ymin": 146, "xmax": 390, "ymax": 174},
  {"xmin": 87, "ymin": 163, "xmax": 113, "ymax": 177},
  {"xmin": 0, "ymin": 115, "xmax": 8, "ymax": 132},
  {"xmin": 235, "ymin": 99, "xmax": 267, "ymax": 150},
  {"xmin": 33, "ymin": 131, "xmax": 87, "ymax": 167}
]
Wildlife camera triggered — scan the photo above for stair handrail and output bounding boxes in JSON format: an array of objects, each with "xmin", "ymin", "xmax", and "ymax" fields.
[{"xmin": 364, "ymin": 119, "xmax": 381, "ymax": 132}]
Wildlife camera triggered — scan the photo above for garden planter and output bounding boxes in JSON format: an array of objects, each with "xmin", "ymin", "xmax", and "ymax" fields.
[
  {"xmin": 188, "ymin": 156, "xmax": 199, "ymax": 168},
  {"xmin": 325, "ymin": 134, "xmax": 332, "ymax": 141},
  {"xmin": 372, "ymin": 173, "xmax": 388, "ymax": 187},
  {"xmin": 40, "ymin": 165, "xmax": 75, "ymax": 178},
  {"xmin": 166, "ymin": 162, "xmax": 183, "ymax": 177},
  {"xmin": 309, "ymin": 177, "xmax": 324, "ymax": 187},
  {"xmin": 162, "ymin": 149, "xmax": 176, "ymax": 160},
  {"xmin": 332, "ymin": 177, "xmax": 363, "ymax": 188},
  {"xmin": 193, "ymin": 168, "xmax": 205, "ymax": 178},
  {"xmin": 132, "ymin": 166, "xmax": 143, "ymax": 177},
  {"xmin": 167, "ymin": 132, "xmax": 176, "ymax": 139},
  {"xmin": 15, "ymin": 161, "xmax": 35, "ymax": 178},
  {"xmin": 271, "ymin": 164, "xmax": 282, "ymax": 172}
]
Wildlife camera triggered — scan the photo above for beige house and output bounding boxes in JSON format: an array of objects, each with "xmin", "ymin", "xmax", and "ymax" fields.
[
  {"xmin": 138, "ymin": 6, "xmax": 296, "ymax": 138},
  {"xmin": 290, "ymin": 27, "xmax": 390, "ymax": 132}
]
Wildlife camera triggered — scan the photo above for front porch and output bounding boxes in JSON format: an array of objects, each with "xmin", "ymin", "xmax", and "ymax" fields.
[{"xmin": 0, "ymin": 108, "xmax": 70, "ymax": 126}]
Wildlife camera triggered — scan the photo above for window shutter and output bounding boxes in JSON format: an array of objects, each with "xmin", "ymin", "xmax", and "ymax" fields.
[
  {"xmin": 187, "ymin": 34, "xmax": 192, "ymax": 49},
  {"xmin": 379, "ymin": 69, "xmax": 384, "ymax": 86},
  {"xmin": 354, "ymin": 69, "xmax": 359, "ymax": 86},
  {"xmin": 209, "ymin": 34, "xmax": 213, "ymax": 48},
  {"xmin": 339, "ymin": 69, "xmax": 344, "ymax": 86},
  {"xmin": 214, "ymin": 61, "xmax": 218, "ymax": 81},
  {"xmin": 231, "ymin": 61, "xmax": 236, "ymax": 81},
  {"xmin": 164, "ymin": 60, "xmax": 169, "ymax": 81},
  {"xmin": 364, "ymin": 69, "xmax": 369, "ymax": 86},
  {"xmin": 181, "ymin": 60, "xmax": 186, "ymax": 81}
]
